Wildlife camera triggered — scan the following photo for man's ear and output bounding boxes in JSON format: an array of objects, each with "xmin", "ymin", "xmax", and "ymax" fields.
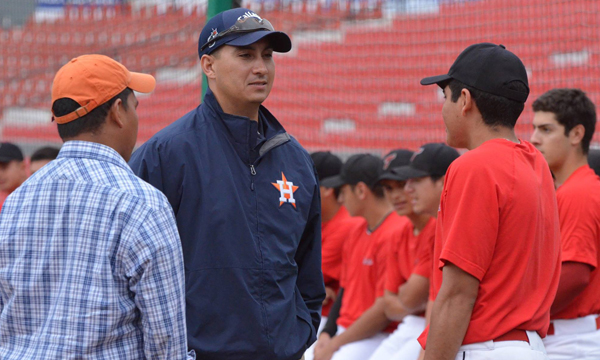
[
  {"xmin": 201, "ymin": 54, "xmax": 217, "ymax": 80},
  {"xmin": 461, "ymin": 88, "xmax": 474, "ymax": 116},
  {"xmin": 568, "ymin": 124, "xmax": 585, "ymax": 148},
  {"xmin": 355, "ymin": 182, "xmax": 369, "ymax": 200},
  {"xmin": 108, "ymin": 98, "xmax": 125, "ymax": 129},
  {"xmin": 322, "ymin": 187, "xmax": 335, "ymax": 198}
]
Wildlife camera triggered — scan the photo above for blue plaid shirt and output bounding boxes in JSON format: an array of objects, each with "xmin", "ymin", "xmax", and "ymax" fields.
[{"xmin": 0, "ymin": 141, "xmax": 194, "ymax": 360}]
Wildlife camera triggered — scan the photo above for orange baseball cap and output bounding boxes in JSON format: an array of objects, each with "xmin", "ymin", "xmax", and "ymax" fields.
[{"xmin": 51, "ymin": 54, "xmax": 156, "ymax": 124}]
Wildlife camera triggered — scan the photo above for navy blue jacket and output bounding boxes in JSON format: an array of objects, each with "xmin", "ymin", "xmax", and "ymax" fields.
[{"xmin": 129, "ymin": 89, "xmax": 325, "ymax": 360}]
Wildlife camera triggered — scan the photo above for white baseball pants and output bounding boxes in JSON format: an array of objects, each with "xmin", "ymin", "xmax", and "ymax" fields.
[
  {"xmin": 368, "ymin": 315, "xmax": 426, "ymax": 360},
  {"xmin": 330, "ymin": 326, "xmax": 389, "ymax": 360},
  {"xmin": 544, "ymin": 315, "xmax": 600, "ymax": 360}
]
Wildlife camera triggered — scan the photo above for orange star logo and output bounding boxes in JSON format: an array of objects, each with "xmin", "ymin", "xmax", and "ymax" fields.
[{"xmin": 272, "ymin": 172, "xmax": 299, "ymax": 208}]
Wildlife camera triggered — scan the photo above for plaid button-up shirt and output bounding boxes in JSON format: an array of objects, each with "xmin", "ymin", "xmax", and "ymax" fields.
[{"xmin": 0, "ymin": 141, "xmax": 194, "ymax": 359}]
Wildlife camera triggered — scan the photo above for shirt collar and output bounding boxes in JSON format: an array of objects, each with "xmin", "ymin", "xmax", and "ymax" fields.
[{"xmin": 57, "ymin": 141, "xmax": 132, "ymax": 173}]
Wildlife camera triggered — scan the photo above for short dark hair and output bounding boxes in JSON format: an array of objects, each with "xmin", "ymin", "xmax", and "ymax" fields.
[
  {"xmin": 31, "ymin": 146, "xmax": 60, "ymax": 162},
  {"xmin": 430, "ymin": 174, "xmax": 444, "ymax": 183},
  {"xmin": 532, "ymin": 88, "xmax": 597, "ymax": 154},
  {"xmin": 53, "ymin": 88, "xmax": 133, "ymax": 140},
  {"xmin": 446, "ymin": 79, "xmax": 527, "ymax": 128}
]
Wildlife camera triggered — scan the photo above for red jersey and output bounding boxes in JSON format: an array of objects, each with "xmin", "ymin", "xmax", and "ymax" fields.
[
  {"xmin": 338, "ymin": 212, "xmax": 408, "ymax": 332},
  {"xmin": 385, "ymin": 217, "xmax": 436, "ymax": 294},
  {"xmin": 553, "ymin": 165, "xmax": 600, "ymax": 320},
  {"xmin": 321, "ymin": 206, "xmax": 362, "ymax": 316},
  {"xmin": 419, "ymin": 139, "xmax": 561, "ymax": 348}
]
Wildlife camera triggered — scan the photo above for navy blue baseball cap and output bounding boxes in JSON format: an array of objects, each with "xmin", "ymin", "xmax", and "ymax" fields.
[{"xmin": 198, "ymin": 8, "xmax": 292, "ymax": 58}]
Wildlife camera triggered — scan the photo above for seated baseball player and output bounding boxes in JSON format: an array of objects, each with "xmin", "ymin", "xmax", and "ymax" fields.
[
  {"xmin": 304, "ymin": 151, "xmax": 363, "ymax": 360},
  {"xmin": 313, "ymin": 154, "xmax": 408, "ymax": 360},
  {"xmin": 369, "ymin": 143, "xmax": 459, "ymax": 360},
  {"xmin": 531, "ymin": 88, "xmax": 600, "ymax": 360}
]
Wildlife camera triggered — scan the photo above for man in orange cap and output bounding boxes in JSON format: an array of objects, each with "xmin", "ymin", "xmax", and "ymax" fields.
[{"xmin": 0, "ymin": 55, "xmax": 194, "ymax": 360}]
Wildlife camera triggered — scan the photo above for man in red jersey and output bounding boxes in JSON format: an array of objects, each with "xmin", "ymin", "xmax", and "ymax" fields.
[
  {"xmin": 530, "ymin": 88, "xmax": 600, "ymax": 360},
  {"xmin": 418, "ymin": 43, "xmax": 561, "ymax": 360},
  {"xmin": 369, "ymin": 144, "xmax": 458, "ymax": 360},
  {"xmin": 313, "ymin": 154, "xmax": 408, "ymax": 360},
  {"xmin": 304, "ymin": 151, "xmax": 363, "ymax": 360}
]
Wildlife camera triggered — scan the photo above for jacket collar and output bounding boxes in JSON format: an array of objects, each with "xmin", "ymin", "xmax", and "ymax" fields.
[{"xmin": 202, "ymin": 88, "xmax": 287, "ymax": 148}]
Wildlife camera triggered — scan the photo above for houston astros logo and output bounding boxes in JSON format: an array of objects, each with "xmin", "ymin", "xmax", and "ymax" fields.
[
  {"xmin": 272, "ymin": 172, "xmax": 299, "ymax": 208},
  {"xmin": 207, "ymin": 28, "xmax": 218, "ymax": 48}
]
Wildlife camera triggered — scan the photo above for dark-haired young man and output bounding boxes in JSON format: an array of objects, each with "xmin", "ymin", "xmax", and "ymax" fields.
[
  {"xmin": 367, "ymin": 147, "xmax": 438, "ymax": 360},
  {"xmin": 0, "ymin": 142, "xmax": 27, "ymax": 209},
  {"xmin": 29, "ymin": 146, "xmax": 60, "ymax": 174},
  {"xmin": 313, "ymin": 154, "xmax": 408, "ymax": 360},
  {"xmin": 129, "ymin": 8, "xmax": 324, "ymax": 360},
  {"xmin": 310, "ymin": 151, "xmax": 362, "ymax": 323},
  {"xmin": 418, "ymin": 43, "xmax": 561, "ymax": 360},
  {"xmin": 0, "ymin": 55, "xmax": 193, "ymax": 359},
  {"xmin": 304, "ymin": 151, "xmax": 363, "ymax": 360},
  {"xmin": 531, "ymin": 88, "xmax": 600, "ymax": 360}
]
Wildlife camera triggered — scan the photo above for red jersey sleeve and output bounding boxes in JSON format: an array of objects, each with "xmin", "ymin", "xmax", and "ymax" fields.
[
  {"xmin": 412, "ymin": 219, "xmax": 436, "ymax": 278},
  {"xmin": 385, "ymin": 235, "xmax": 403, "ymax": 293},
  {"xmin": 376, "ymin": 236, "xmax": 391, "ymax": 297},
  {"xmin": 558, "ymin": 189, "xmax": 598, "ymax": 269},
  {"xmin": 438, "ymin": 164, "xmax": 499, "ymax": 281}
]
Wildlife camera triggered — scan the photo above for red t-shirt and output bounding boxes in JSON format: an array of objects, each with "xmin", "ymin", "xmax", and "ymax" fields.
[
  {"xmin": 321, "ymin": 206, "xmax": 363, "ymax": 316},
  {"xmin": 338, "ymin": 212, "xmax": 408, "ymax": 333},
  {"xmin": 419, "ymin": 139, "xmax": 561, "ymax": 348},
  {"xmin": 386, "ymin": 217, "xmax": 436, "ymax": 294},
  {"xmin": 553, "ymin": 165, "xmax": 600, "ymax": 320}
]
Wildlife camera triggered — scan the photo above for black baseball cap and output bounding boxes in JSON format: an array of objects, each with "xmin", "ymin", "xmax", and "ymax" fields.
[
  {"xmin": 311, "ymin": 151, "xmax": 343, "ymax": 184},
  {"xmin": 0, "ymin": 142, "xmax": 24, "ymax": 163},
  {"xmin": 321, "ymin": 154, "xmax": 383, "ymax": 189},
  {"xmin": 421, "ymin": 43, "xmax": 529, "ymax": 102},
  {"xmin": 198, "ymin": 8, "xmax": 291, "ymax": 58},
  {"xmin": 391, "ymin": 143, "xmax": 459, "ymax": 180},
  {"xmin": 378, "ymin": 149, "xmax": 414, "ymax": 182}
]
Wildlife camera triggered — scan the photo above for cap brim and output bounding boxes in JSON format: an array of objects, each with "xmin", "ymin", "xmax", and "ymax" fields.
[
  {"xmin": 129, "ymin": 72, "xmax": 156, "ymax": 93},
  {"xmin": 420, "ymin": 74, "xmax": 452, "ymax": 86},
  {"xmin": 377, "ymin": 172, "xmax": 408, "ymax": 183},
  {"xmin": 226, "ymin": 30, "xmax": 292, "ymax": 53},
  {"xmin": 320, "ymin": 175, "xmax": 346, "ymax": 189},
  {"xmin": 390, "ymin": 165, "xmax": 430, "ymax": 180}
]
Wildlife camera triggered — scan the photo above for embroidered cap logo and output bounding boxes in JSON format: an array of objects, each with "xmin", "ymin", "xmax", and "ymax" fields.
[{"xmin": 272, "ymin": 172, "xmax": 299, "ymax": 208}]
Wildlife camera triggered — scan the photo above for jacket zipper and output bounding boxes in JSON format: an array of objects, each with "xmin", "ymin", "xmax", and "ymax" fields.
[{"xmin": 250, "ymin": 164, "xmax": 256, "ymax": 190}]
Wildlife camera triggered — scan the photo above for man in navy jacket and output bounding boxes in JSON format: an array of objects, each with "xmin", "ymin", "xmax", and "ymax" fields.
[{"xmin": 129, "ymin": 8, "xmax": 325, "ymax": 360}]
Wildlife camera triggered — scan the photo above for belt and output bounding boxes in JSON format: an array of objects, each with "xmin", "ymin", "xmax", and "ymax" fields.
[
  {"xmin": 547, "ymin": 315, "xmax": 600, "ymax": 336},
  {"xmin": 493, "ymin": 329, "xmax": 529, "ymax": 343}
]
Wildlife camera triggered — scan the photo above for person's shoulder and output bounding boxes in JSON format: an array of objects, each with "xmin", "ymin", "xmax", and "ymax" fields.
[
  {"xmin": 116, "ymin": 170, "xmax": 174, "ymax": 214},
  {"xmin": 140, "ymin": 105, "xmax": 209, "ymax": 149},
  {"xmin": 286, "ymin": 135, "xmax": 313, "ymax": 164},
  {"xmin": 340, "ymin": 215, "xmax": 366, "ymax": 233},
  {"xmin": 560, "ymin": 166, "xmax": 600, "ymax": 200},
  {"xmin": 380, "ymin": 213, "xmax": 410, "ymax": 237},
  {"xmin": 449, "ymin": 140, "xmax": 519, "ymax": 178}
]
